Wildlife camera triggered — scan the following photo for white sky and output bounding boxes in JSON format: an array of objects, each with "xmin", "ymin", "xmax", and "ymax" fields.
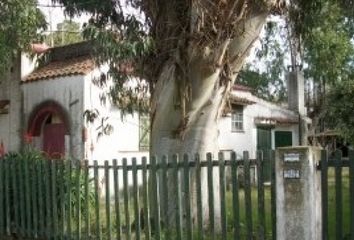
[{"xmin": 38, "ymin": 0, "xmax": 89, "ymax": 32}]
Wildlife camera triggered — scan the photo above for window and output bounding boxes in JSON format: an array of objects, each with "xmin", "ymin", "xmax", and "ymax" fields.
[
  {"xmin": 139, "ymin": 114, "xmax": 150, "ymax": 151},
  {"xmin": 275, "ymin": 131, "xmax": 293, "ymax": 148},
  {"xmin": 231, "ymin": 105, "xmax": 243, "ymax": 131}
]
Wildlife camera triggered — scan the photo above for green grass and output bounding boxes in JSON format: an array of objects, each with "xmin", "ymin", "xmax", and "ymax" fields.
[
  {"xmin": 224, "ymin": 186, "xmax": 272, "ymax": 239},
  {"xmin": 327, "ymin": 168, "xmax": 351, "ymax": 239}
]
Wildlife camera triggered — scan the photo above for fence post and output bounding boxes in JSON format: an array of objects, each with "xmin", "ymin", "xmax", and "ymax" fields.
[
  {"xmin": 150, "ymin": 156, "xmax": 161, "ymax": 240},
  {"xmin": 349, "ymin": 150, "xmax": 354, "ymax": 240},
  {"xmin": 275, "ymin": 147, "xmax": 322, "ymax": 240},
  {"xmin": 0, "ymin": 159, "xmax": 4, "ymax": 236},
  {"xmin": 142, "ymin": 157, "xmax": 151, "ymax": 240},
  {"xmin": 123, "ymin": 158, "xmax": 131, "ymax": 240},
  {"xmin": 113, "ymin": 159, "xmax": 122, "ymax": 240},
  {"xmin": 207, "ymin": 153, "xmax": 215, "ymax": 240},
  {"xmin": 183, "ymin": 154, "xmax": 193, "ymax": 240},
  {"xmin": 334, "ymin": 150, "xmax": 343, "ymax": 240},
  {"xmin": 320, "ymin": 150, "xmax": 328, "ymax": 240}
]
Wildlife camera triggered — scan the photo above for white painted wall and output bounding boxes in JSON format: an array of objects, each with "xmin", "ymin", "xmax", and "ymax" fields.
[
  {"xmin": 21, "ymin": 62, "xmax": 149, "ymax": 163},
  {"xmin": 21, "ymin": 54, "xmax": 37, "ymax": 79},
  {"xmin": 83, "ymin": 68, "xmax": 149, "ymax": 165},
  {"xmin": 22, "ymin": 75, "xmax": 86, "ymax": 159},
  {"xmin": 83, "ymin": 68, "xmax": 149, "ymax": 192},
  {"xmin": 218, "ymin": 90, "xmax": 300, "ymax": 159},
  {"xmin": 19, "ymin": 66, "xmax": 149, "ymax": 194}
]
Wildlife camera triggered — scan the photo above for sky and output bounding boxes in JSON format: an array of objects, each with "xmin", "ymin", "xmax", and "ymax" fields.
[{"xmin": 38, "ymin": 0, "xmax": 89, "ymax": 32}]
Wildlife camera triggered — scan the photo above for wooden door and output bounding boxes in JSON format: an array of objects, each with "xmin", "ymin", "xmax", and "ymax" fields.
[
  {"xmin": 257, "ymin": 127, "xmax": 272, "ymax": 181},
  {"xmin": 43, "ymin": 123, "xmax": 65, "ymax": 158}
]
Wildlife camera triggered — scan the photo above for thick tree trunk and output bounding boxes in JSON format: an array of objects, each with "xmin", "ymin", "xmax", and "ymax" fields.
[{"xmin": 150, "ymin": 7, "xmax": 270, "ymax": 229}]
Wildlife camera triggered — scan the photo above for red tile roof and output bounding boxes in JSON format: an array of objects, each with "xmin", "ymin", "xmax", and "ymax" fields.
[
  {"xmin": 23, "ymin": 56, "xmax": 95, "ymax": 83},
  {"xmin": 31, "ymin": 43, "xmax": 50, "ymax": 54}
]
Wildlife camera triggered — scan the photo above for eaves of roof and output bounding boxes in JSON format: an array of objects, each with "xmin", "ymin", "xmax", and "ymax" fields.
[{"xmin": 22, "ymin": 56, "xmax": 95, "ymax": 83}]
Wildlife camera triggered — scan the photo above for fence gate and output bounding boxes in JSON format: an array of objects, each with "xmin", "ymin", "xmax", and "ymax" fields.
[{"xmin": 319, "ymin": 150, "xmax": 354, "ymax": 240}]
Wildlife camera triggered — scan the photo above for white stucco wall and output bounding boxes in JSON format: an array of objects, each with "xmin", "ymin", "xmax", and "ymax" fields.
[
  {"xmin": 218, "ymin": 90, "xmax": 300, "ymax": 159},
  {"xmin": 21, "ymin": 54, "xmax": 37, "ymax": 79},
  {"xmin": 83, "ymin": 69, "xmax": 149, "ymax": 165},
  {"xmin": 83, "ymin": 69, "xmax": 149, "ymax": 192},
  {"xmin": 22, "ymin": 75, "xmax": 86, "ymax": 159}
]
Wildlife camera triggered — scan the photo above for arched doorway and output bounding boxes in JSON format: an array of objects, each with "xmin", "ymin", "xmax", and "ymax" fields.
[{"xmin": 28, "ymin": 101, "xmax": 70, "ymax": 158}]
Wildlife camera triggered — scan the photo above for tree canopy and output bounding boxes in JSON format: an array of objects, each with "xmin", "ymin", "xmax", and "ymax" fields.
[
  {"xmin": 232, "ymin": 1, "xmax": 354, "ymax": 145},
  {"xmin": 237, "ymin": 19, "xmax": 288, "ymax": 103},
  {"xmin": 292, "ymin": 0, "xmax": 354, "ymax": 143},
  {"xmin": 240, "ymin": 0, "xmax": 354, "ymax": 97},
  {"xmin": 0, "ymin": 0, "xmax": 46, "ymax": 74}
]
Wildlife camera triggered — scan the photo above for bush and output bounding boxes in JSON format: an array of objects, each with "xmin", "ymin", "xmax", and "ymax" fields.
[{"xmin": 0, "ymin": 147, "xmax": 95, "ymax": 237}]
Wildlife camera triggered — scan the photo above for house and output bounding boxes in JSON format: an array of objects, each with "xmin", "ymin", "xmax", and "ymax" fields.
[
  {"xmin": 218, "ymin": 80, "xmax": 307, "ymax": 160},
  {"xmin": 0, "ymin": 41, "xmax": 308, "ymax": 165},
  {"xmin": 0, "ymin": 42, "xmax": 309, "ymax": 190},
  {"xmin": 0, "ymin": 42, "xmax": 149, "ymax": 164}
]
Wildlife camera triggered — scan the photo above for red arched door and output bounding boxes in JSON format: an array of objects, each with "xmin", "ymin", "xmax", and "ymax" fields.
[
  {"xmin": 28, "ymin": 102, "xmax": 69, "ymax": 158},
  {"xmin": 42, "ymin": 113, "xmax": 66, "ymax": 158}
]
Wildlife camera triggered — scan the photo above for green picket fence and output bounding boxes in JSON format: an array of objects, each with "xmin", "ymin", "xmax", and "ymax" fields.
[
  {"xmin": 320, "ymin": 150, "xmax": 354, "ymax": 240},
  {"xmin": 0, "ymin": 151, "xmax": 276, "ymax": 240}
]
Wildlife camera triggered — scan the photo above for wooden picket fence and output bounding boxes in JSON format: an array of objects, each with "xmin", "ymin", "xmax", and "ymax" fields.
[
  {"xmin": 0, "ymin": 151, "xmax": 277, "ymax": 240},
  {"xmin": 320, "ymin": 150, "xmax": 354, "ymax": 240}
]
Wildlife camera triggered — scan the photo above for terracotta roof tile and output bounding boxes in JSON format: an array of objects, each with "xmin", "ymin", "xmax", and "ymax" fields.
[{"xmin": 23, "ymin": 56, "xmax": 95, "ymax": 83}]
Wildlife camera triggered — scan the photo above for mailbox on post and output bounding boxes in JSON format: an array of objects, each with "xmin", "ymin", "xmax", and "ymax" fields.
[
  {"xmin": 276, "ymin": 147, "xmax": 322, "ymax": 240},
  {"xmin": 283, "ymin": 153, "xmax": 301, "ymax": 179}
]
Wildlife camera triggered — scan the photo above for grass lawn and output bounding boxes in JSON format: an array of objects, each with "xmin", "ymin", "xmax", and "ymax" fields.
[{"xmin": 327, "ymin": 168, "xmax": 351, "ymax": 239}]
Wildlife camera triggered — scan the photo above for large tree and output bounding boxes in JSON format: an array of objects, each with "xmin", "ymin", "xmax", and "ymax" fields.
[
  {"xmin": 0, "ymin": 0, "xmax": 46, "ymax": 74},
  {"xmin": 55, "ymin": 0, "xmax": 284, "ymax": 155},
  {"xmin": 53, "ymin": 0, "xmax": 354, "ymax": 225}
]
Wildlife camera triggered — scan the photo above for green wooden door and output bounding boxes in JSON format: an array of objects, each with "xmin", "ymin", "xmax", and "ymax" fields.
[
  {"xmin": 275, "ymin": 131, "xmax": 293, "ymax": 148},
  {"xmin": 257, "ymin": 128, "xmax": 272, "ymax": 181}
]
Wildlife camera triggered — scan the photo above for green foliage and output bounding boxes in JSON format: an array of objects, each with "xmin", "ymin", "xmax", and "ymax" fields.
[
  {"xmin": 45, "ymin": 20, "xmax": 83, "ymax": 47},
  {"xmin": 238, "ymin": 19, "xmax": 287, "ymax": 103},
  {"xmin": 0, "ymin": 0, "xmax": 46, "ymax": 74},
  {"xmin": 325, "ymin": 77, "xmax": 354, "ymax": 144},
  {"xmin": 238, "ymin": 65, "xmax": 286, "ymax": 103},
  {"xmin": 297, "ymin": 1, "xmax": 354, "ymax": 83},
  {"xmin": 1, "ymin": 147, "xmax": 95, "ymax": 227},
  {"xmin": 292, "ymin": 1, "xmax": 354, "ymax": 141}
]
